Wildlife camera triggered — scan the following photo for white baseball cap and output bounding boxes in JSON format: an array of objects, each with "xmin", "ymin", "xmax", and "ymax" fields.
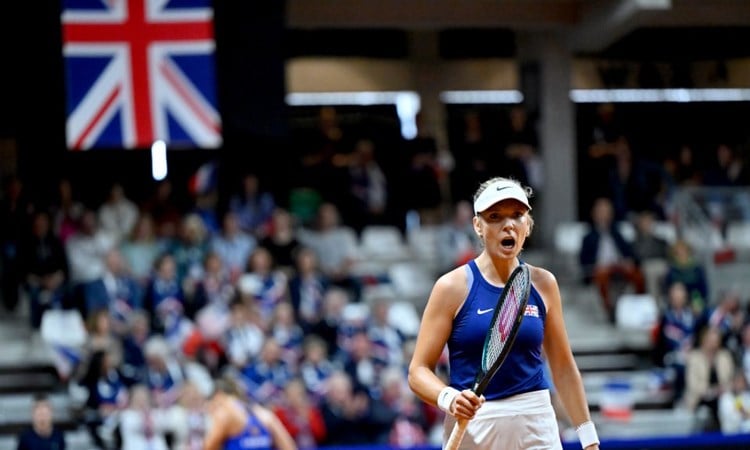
[{"xmin": 473, "ymin": 179, "xmax": 531, "ymax": 214}]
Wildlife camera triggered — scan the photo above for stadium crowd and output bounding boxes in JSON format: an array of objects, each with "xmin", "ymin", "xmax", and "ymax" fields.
[{"xmin": 0, "ymin": 103, "xmax": 749, "ymax": 448}]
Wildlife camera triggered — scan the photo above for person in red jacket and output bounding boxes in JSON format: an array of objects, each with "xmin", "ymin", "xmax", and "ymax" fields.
[{"xmin": 272, "ymin": 378, "xmax": 326, "ymax": 448}]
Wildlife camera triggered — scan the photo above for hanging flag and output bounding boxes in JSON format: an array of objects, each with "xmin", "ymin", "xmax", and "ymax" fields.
[{"xmin": 61, "ymin": 0, "xmax": 222, "ymax": 150}]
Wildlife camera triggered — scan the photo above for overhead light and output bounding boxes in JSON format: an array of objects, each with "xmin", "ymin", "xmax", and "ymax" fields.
[
  {"xmin": 285, "ymin": 91, "xmax": 421, "ymax": 139},
  {"xmin": 439, "ymin": 90, "xmax": 524, "ymax": 104},
  {"xmin": 570, "ymin": 88, "xmax": 750, "ymax": 103}
]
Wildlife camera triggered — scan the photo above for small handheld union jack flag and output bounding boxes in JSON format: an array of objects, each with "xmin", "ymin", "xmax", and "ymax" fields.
[{"xmin": 61, "ymin": 0, "xmax": 222, "ymax": 150}]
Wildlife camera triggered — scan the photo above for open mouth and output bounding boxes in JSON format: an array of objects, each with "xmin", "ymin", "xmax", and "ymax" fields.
[{"xmin": 501, "ymin": 237, "xmax": 516, "ymax": 249}]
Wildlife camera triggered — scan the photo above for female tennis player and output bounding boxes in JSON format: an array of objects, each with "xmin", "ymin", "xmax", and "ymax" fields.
[
  {"xmin": 203, "ymin": 374, "xmax": 297, "ymax": 450},
  {"xmin": 408, "ymin": 176, "xmax": 600, "ymax": 449}
]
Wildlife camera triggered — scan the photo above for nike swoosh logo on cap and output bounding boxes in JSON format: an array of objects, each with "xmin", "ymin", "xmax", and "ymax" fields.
[
  {"xmin": 477, "ymin": 308, "xmax": 493, "ymax": 315},
  {"xmin": 496, "ymin": 186, "xmax": 511, "ymax": 191}
]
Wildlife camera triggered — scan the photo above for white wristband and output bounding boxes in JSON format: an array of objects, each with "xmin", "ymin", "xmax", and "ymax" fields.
[
  {"xmin": 576, "ymin": 421, "xmax": 599, "ymax": 449},
  {"xmin": 437, "ymin": 386, "xmax": 460, "ymax": 414}
]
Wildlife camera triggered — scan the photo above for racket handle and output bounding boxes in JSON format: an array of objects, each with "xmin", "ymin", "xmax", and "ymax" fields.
[{"xmin": 445, "ymin": 418, "xmax": 469, "ymax": 450}]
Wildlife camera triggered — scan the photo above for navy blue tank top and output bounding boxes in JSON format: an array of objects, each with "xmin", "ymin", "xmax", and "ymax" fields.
[
  {"xmin": 447, "ymin": 260, "xmax": 548, "ymax": 400},
  {"xmin": 223, "ymin": 402, "xmax": 273, "ymax": 450}
]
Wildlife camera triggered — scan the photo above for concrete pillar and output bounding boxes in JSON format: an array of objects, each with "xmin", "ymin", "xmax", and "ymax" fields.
[{"xmin": 517, "ymin": 32, "xmax": 577, "ymax": 248}]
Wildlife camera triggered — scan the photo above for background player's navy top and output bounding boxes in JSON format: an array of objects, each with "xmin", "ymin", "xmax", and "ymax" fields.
[
  {"xmin": 447, "ymin": 260, "xmax": 549, "ymax": 400},
  {"xmin": 223, "ymin": 402, "xmax": 273, "ymax": 450}
]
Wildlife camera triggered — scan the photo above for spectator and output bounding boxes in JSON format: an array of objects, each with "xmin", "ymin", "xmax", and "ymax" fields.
[
  {"xmin": 101, "ymin": 248, "xmax": 143, "ymax": 335},
  {"xmin": 631, "ymin": 210, "xmax": 670, "ymax": 299},
  {"xmin": 118, "ymin": 384, "xmax": 171, "ymax": 450},
  {"xmin": 50, "ymin": 178, "xmax": 84, "ymax": 244},
  {"xmin": 653, "ymin": 281, "xmax": 697, "ymax": 405},
  {"xmin": 237, "ymin": 246, "xmax": 289, "ymax": 324},
  {"xmin": 258, "ymin": 207, "xmax": 303, "ymax": 275},
  {"xmin": 18, "ymin": 210, "xmax": 68, "ymax": 329},
  {"xmin": 663, "ymin": 240, "xmax": 710, "ymax": 316},
  {"xmin": 223, "ymin": 296, "xmax": 265, "ymax": 370},
  {"xmin": 718, "ymin": 371, "xmax": 750, "ymax": 434},
  {"xmin": 340, "ymin": 138, "xmax": 389, "ymax": 233},
  {"xmin": 169, "ymin": 381, "xmax": 208, "ymax": 450},
  {"xmin": 227, "ymin": 173, "xmax": 276, "ymax": 238},
  {"xmin": 684, "ymin": 327, "xmax": 734, "ymax": 431},
  {"xmin": 119, "ymin": 213, "xmax": 164, "ymax": 285},
  {"xmin": 370, "ymin": 366, "xmax": 428, "ymax": 447},
  {"xmin": 579, "ymin": 197, "xmax": 646, "ymax": 322},
  {"xmin": 367, "ymin": 296, "xmax": 404, "ymax": 368},
  {"xmin": 120, "ymin": 310, "xmax": 152, "ymax": 387},
  {"xmin": 240, "ymin": 337, "xmax": 294, "ymax": 406},
  {"xmin": 190, "ymin": 251, "xmax": 235, "ymax": 317},
  {"xmin": 319, "ymin": 370, "xmax": 372, "ymax": 446},
  {"xmin": 209, "ymin": 211, "xmax": 256, "ymax": 281},
  {"xmin": 97, "ymin": 182, "xmax": 138, "ymax": 243},
  {"xmin": 16, "ymin": 393, "xmax": 66, "ymax": 450},
  {"xmin": 143, "ymin": 336, "xmax": 187, "ymax": 409},
  {"xmin": 273, "ymin": 377, "xmax": 328, "ymax": 448},
  {"xmin": 270, "ymin": 301, "xmax": 305, "ymax": 369},
  {"xmin": 287, "ymin": 246, "xmax": 330, "ymax": 334},
  {"xmin": 140, "ymin": 179, "xmax": 182, "ymax": 241},
  {"xmin": 401, "ymin": 111, "xmax": 445, "ymax": 226},
  {"xmin": 143, "ymin": 253, "xmax": 190, "ymax": 348},
  {"xmin": 297, "ymin": 202, "xmax": 362, "ymax": 302},
  {"xmin": 78, "ymin": 350, "xmax": 128, "ymax": 449},
  {"xmin": 299, "ymin": 335, "xmax": 336, "ymax": 403},
  {"xmin": 64, "ymin": 209, "xmax": 118, "ymax": 317},
  {"xmin": 169, "ymin": 213, "xmax": 210, "ymax": 298}
]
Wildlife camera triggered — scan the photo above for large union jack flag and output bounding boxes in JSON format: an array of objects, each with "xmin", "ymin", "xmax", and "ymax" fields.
[{"xmin": 61, "ymin": 0, "xmax": 222, "ymax": 150}]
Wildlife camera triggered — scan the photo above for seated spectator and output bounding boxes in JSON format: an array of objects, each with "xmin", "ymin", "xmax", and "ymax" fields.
[
  {"xmin": 272, "ymin": 377, "xmax": 327, "ymax": 448},
  {"xmin": 120, "ymin": 310, "xmax": 152, "ymax": 387},
  {"xmin": 101, "ymin": 248, "xmax": 143, "ymax": 336},
  {"xmin": 228, "ymin": 172, "xmax": 276, "ymax": 238},
  {"xmin": 240, "ymin": 337, "xmax": 294, "ymax": 406},
  {"xmin": 140, "ymin": 179, "xmax": 182, "ymax": 241},
  {"xmin": 370, "ymin": 366, "xmax": 428, "ymax": 447},
  {"xmin": 270, "ymin": 301, "xmax": 305, "ymax": 369},
  {"xmin": 684, "ymin": 327, "xmax": 734, "ymax": 431},
  {"xmin": 664, "ymin": 239, "xmax": 710, "ymax": 316},
  {"xmin": 367, "ymin": 296, "xmax": 405, "ymax": 368},
  {"xmin": 97, "ymin": 182, "xmax": 139, "ymax": 243},
  {"xmin": 190, "ymin": 251, "xmax": 236, "ymax": 317},
  {"xmin": 297, "ymin": 202, "xmax": 362, "ymax": 302},
  {"xmin": 143, "ymin": 336, "xmax": 188, "ymax": 409},
  {"xmin": 653, "ymin": 281, "xmax": 697, "ymax": 405},
  {"xmin": 15, "ymin": 393, "xmax": 67, "ymax": 450},
  {"xmin": 169, "ymin": 213, "xmax": 211, "ymax": 298},
  {"xmin": 339, "ymin": 330, "xmax": 385, "ymax": 398},
  {"xmin": 143, "ymin": 253, "xmax": 190, "ymax": 348},
  {"xmin": 210, "ymin": 211, "xmax": 256, "ymax": 281},
  {"xmin": 50, "ymin": 178, "xmax": 84, "ymax": 244},
  {"xmin": 631, "ymin": 209, "xmax": 670, "ymax": 299},
  {"xmin": 287, "ymin": 246, "xmax": 330, "ymax": 334},
  {"xmin": 319, "ymin": 370, "xmax": 372, "ymax": 446},
  {"xmin": 718, "ymin": 370, "xmax": 750, "ymax": 434},
  {"xmin": 701, "ymin": 289, "xmax": 746, "ymax": 354},
  {"xmin": 259, "ymin": 207, "xmax": 303, "ymax": 275},
  {"xmin": 65, "ymin": 209, "xmax": 118, "ymax": 317},
  {"xmin": 237, "ymin": 246, "xmax": 289, "ymax": 324},
  {"xmin": 299, "ymin": 335, "xmax": 336, "ymax": 403},
  {"xmin": 119, "ymin": 213, "xmax": 164, "ymax": 285},
  {"xmin": 169, "ymin": 381, "xmax": 208, "ymax": 450},
  {"xmin": 18, "ymin": 210, "xmax": 68, "ymax": 330},
  {"xmin": 579, "ymin": 197, "xmax": 646, "ymax": 322},
  {"xmin": 223, "ymin": 297, "xmax": 265, "ymax": 370},
  {"xmin": 119, "ymin": 384, "xmax": 171, "ymax": 450},
  {"xmin": 78, "ymin": 350, "xmax": 129, "ymax": 449}
]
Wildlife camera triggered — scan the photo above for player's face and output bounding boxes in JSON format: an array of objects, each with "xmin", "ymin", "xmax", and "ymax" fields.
[{"xmin": 476, "ymin": 200, "xmax": 531, "ymax": 258}]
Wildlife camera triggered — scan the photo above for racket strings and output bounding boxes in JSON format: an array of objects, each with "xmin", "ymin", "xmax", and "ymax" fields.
[{"xmin": 482, "ymin": 274, "xmax": 529, "ymax": 370}]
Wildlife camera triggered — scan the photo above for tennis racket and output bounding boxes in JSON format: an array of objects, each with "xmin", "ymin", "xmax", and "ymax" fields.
[{"xmin": 445, "ymin": 263, "xmax": 532, "ymax": 450}]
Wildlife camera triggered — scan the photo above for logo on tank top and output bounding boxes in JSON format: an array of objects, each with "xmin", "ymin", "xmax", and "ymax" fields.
[
  {"xmin": 524, "ymin": 305, "xmax": 539, "ymax": 318},
  {"xmin": 477, "ymin": 307, "xmax": 494, "ymax": 315}
]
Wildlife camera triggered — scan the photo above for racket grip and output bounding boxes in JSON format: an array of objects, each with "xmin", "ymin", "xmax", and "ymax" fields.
[{"xmin": 445, "ymin": 418, "xmax": 469, "ymax": 450}]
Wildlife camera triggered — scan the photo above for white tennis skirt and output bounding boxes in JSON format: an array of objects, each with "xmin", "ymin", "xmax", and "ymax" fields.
[{"xmin": 442, "ymin": 389, "xmax": 563, "ymax": 450}]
